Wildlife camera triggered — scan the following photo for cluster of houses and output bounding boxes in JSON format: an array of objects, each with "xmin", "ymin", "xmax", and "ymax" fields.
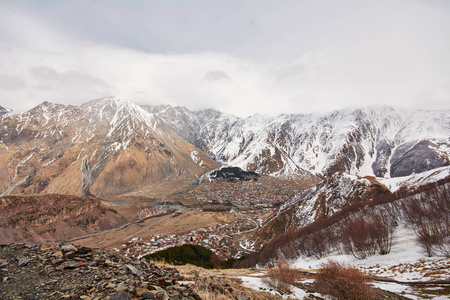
[
  {"xmin": 114, "ymin": 218, "xmax": 257, "ymax": 260},
  {"xmin": 113, "ymin": 177, "xmax": 302, "ymax": 263},
  {"xmin": 189, "ymin": 179, "xmax": 298, "ymax": 219}
]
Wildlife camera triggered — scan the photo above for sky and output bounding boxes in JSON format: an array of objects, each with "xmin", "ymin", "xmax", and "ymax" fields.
[{"xmin": 0, "ymin": 0, "xmax": 449, "ymax": 117}]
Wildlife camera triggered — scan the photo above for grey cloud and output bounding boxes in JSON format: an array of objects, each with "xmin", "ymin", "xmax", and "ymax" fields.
[
  {"xmin": 204, "ymin": 70, "xmax": 232, "ymax": 82},
  {"xmin": 0, "ymin": 1, "xmax": 449, "ymax": 116},
  {"xmin": 0, "ymin": 73, "xmax": 25, "ymax": 90},
  {"xmin": 30, "ymin": 66, "xmax": 110, "ymax": 92},
  {"xmin": 275, "ymin": 64, "xmax": 306, "ymax": 84}
]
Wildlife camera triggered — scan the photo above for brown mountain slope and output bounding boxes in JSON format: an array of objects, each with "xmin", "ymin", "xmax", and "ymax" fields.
[
  {"xmin": 0, "ymin": 194, "xmax": 126, "ymax": 244},
  {"xmin": 0, "ymin": 98, "xmax": 218, "ymax": 198}
]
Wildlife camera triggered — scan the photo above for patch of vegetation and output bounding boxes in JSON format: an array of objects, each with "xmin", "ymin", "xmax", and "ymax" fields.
[
  {"xmin": 314, "ymin": 260, "xmax": 375, "ymax": 300},
  {"xmin": 262, "ymin": 259, "xmax": 299, "ymax": 295},
  {"xmin": 144, "ymin": 244, "xmax": 235, "ymax": 269}
]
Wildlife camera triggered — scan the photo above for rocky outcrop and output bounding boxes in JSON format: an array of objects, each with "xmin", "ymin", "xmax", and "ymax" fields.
[
  {"xmin": 210, "ymin": 167, "xmax": 259, "ymax": 182},
  {"xmin": 0, "ymin": 242, "xmax": 201, "ymax": 299},
  {"xmin": 390, "ymin": 140, "xmax": 450, "ymax": 177}
]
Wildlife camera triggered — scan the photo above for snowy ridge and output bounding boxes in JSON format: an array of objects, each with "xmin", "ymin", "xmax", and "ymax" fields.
[
  {"xmin": 2, "ymin": 99, "xmax": 449, "ymax": 180},
  {"xmin": 0, "ymin": 97, "xmax": 217, "ymax": 197},
  {"xmin": 379, "ymin": 165, "xmax": 450, "ymax": 192},
  {"xmin": 0, "ymin": 106, "xmax": 13, "ymax": 119},
  {"xmin": 79, "ymin": 100, "xmax": 450, "ymax": 179},
  {"xmin": 174, "ymin": 106, "xmax": 450, "ymax": 178}
]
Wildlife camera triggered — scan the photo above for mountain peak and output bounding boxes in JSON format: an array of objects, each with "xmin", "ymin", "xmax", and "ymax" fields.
[
  {"xmin": 82, "ymin": 96, "xmax": 134, "ymax": 109},
  {"xmin": 0, "ymin": 106, "xmax": 13, "ymax": 118}
]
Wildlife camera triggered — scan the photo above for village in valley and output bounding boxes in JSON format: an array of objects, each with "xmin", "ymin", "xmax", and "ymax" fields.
[{"xmin": 113, "ymin": 174, "xmax": 305, "ymax": 260}]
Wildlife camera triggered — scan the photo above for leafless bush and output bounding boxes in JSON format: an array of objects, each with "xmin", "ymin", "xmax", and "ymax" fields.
[
  {"xmin": 262, "ymin": 259, "xmax": 299, "ymax": 295},
  {"xmin": 299, "ymin": 228, "xmax": 338, "ymax": 259},
  {"xmin": 370, "ymin": 213, "xmax": 396, "ymax": 255},
  {"xmin": 405, "ymin": 186, "xmax": 450, "ymax": 257},
  {"xmin": 342, "ymin": 213, "xmax": 395, "ymax": 259},
  {"xmin": 342, "ymin": 216, "xmax": 377, "ymax": 259},
  {"xmin": 314, "ymin": 260, "xmax": 375, "ymax": 300}
]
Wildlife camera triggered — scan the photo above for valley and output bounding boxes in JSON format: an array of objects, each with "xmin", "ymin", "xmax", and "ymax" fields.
[{"xmin": 0, "ymin": 99, "xmax": 449, "ymax": 299}]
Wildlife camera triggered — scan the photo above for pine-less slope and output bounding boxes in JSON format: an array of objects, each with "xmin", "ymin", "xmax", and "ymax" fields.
[
  {"xmin": 1, "ymin": 99, "xmax": 448, "ymax": 197},
  {"xmin": 0, "ymin": 194, "xmax": 125, "ymax": 244},
  {"xmin": 152, "ymin": 105, "xmax": 450, "ymax": 178},
  {"xmin": 0, "ymin": 98, "xmax": 218, "ymax": 198}
]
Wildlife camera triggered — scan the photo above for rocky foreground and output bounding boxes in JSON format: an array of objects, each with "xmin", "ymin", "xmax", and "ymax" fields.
[
  {"xmin": 0, "ymin": 241, "xmax": 419, "ymax": 300},
  {"xmin": 0, "ymin": 242, "xmax": 202, "ymax": 300}
]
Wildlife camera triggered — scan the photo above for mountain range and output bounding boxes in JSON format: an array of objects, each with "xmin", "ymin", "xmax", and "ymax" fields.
[{"xmin": 0, "ymin": 97, "xmax": 449, "ymax": 198}]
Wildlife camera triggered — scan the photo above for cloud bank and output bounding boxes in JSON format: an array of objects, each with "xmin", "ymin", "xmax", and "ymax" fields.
[{"xmin": 0, "ymin": 0, "xmax": 449, "ymax": 116}]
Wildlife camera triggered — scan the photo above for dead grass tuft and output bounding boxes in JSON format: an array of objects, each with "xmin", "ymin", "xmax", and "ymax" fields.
[{"xmin": 262, "ymin": 259, "xmax": 299, "ymax": 295}]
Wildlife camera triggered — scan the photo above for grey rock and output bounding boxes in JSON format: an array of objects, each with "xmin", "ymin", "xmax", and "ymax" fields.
[
  {"xmin": 142, "ymin": 291, "xmax": 156, "ymax": 299},
  {"xmin": 391, "ymin": 140, "xmax": 450, "ymax": 177},
  {"xmin": 17, "ymin": 257, "xmax": 29, "ymax": 267},
  {"xmin": 61, "ymin": 244, "xmax": 78, "ymax": 252},
  {"xmin": 56, "ymin": 260, "xmax": 84, "ymax": 270},
  {"xmin": 110, "ymin": 291, "xmax": 133, "ymax": 300},
  {"xmin": 126, "ymin": 264, "xmax": 143, "ymax": 276},
  {"xmin": 0, "ymin": 259, "xmax": 8, "ymax": 267}
]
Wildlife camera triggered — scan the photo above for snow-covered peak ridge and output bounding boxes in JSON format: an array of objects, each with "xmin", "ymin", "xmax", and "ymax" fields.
[
  {"xmin": 378, "ymin": 165, "xmax": 450, "ymax": 193},
  {"xmin": 82, "ymin": 97, "xmax": 158, "ymax": 126},
  {"xmin": 0, "ymin": 106, "xmax": 13, "ymax": 119},
  {"xmin": 4, "ymin": 98, "xmax": 450, "ymax": 179},
  {"xmin": 133, "ymin": 103, "xmax": 450, "ymax": 178}
]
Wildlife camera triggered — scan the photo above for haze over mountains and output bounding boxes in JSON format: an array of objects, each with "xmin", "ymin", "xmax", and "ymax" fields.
[{"xmin": 0, "ymin": 97, "xmax": 449, "ymax": 198}]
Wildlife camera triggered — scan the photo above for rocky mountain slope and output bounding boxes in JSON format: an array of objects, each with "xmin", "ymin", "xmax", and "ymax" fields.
[
  {"xmin": 0, "ymin": 98, "xmax": 217, "ymax": 198},
  {"xmin": 0, "ymin": 242, "xmax": 203, "ymax": 300},
  {"xmin": 151, "ymin": 105, "xmax": 450, "ymax": 178},
  {"xmin": 0, "ymin": 98, "xmax": 448, "ymax": 198},
  {"xmin": 0, "ymin": 194, "xmax": 125, "ymax": 244},
  {"xmin": 0, "ymin": 105, "xmax": 12, "ymax": 119}
]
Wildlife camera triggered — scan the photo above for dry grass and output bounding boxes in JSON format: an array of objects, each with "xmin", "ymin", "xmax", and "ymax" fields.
[
  {"xmin": 193, "ymin": 276, "xmax": 282, "ymax": 300},
  {"xmin": 153, "ymin": 261, "xmax": 283, "ymax": 299},
  {"xmin": 262, "ymin": 259, "xmax": 299, "ymax": 295}
]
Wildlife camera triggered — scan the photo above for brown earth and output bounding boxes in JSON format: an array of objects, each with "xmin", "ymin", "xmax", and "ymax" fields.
[
  {"xmin": 0, "ymin": 194, "xmax": 126, "ymax": 244},
  {"xmin": 0, "ymin": 100, "xmax": 218, "ymax": 199}
]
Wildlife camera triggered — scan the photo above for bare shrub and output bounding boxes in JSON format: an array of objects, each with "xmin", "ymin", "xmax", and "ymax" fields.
[
  {"xmin": 342, "ymin": 213, "xmax": 395, "ymax": 259},
  {"xmin": 314, "ymin": 260, "xmax": 375, "ymax": 300},
  {"xmin": 405, "ymin": 186, "xmax": 450, "ymax": 257},
  {"xmin": 342, "ymin": 217, "xmax": 377, "ymax": 259},
  {"xmin": 262, "ymin": 259, "xmax": 299, "ymax": 295},
  {"xmin": 369, "ymin": 212, "xmax": 396, "ymax": 255},
  {"xmin": 300, "ymin": 228, "xmax": 338, "ymax": 259}
]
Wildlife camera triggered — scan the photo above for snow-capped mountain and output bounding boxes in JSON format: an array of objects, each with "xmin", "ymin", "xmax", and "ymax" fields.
[
  {"xmin": 0, "ymin": 98, "xmax": 217, "ymax": 198},
  {"xmin": 151, "ymin": 105, "xmax": 450, "ymax": 178},
  {"xmin": 0, "ymin": 106, "xmax": 12, "ymax": 119},
  {"xmin": 0, "ymin": 98, "xmax": 449, "ymax": 197}
]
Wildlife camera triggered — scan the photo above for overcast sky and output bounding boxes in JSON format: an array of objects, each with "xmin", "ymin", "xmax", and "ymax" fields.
[{"xmin": 0, "ymin": 0, "xmax": 449, "ymax": 116}]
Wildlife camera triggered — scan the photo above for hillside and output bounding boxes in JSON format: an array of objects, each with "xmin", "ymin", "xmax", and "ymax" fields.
[
  {"xmin": 151, "ymin": 105, "xmax": 450, "ymax": 178},
  {"xmin": 0, "ymin": 98, "xmax": 218, "ymax": 198},
  {"xmin": 237, "ymin": 167, "xmax": 450, "ymax": 268},
  {"xmin": 1, "ymin": 99, "xmax": 449, "ymax": 199},
  {"xmin": 0, "ymin": 194, "xmax": 125, "ymax": 244}
]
